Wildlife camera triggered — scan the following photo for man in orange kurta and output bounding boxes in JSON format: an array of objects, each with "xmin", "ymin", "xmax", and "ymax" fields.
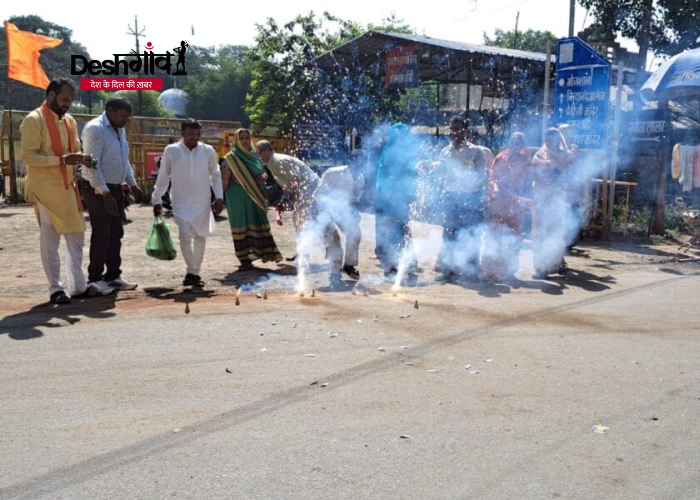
[{"xmin": 20, "ymin": 78, "xmax": 111, "ymax": 304}]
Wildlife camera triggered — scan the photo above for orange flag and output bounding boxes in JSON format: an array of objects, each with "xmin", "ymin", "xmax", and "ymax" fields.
[{"xmin": 5, "ymin": 21, "xmax": 63, "ymax": 89}]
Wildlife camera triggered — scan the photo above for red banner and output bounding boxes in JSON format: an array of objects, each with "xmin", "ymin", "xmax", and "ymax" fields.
[
  {"xmin": 80, "ymin": 78, "xmax": 163, "ymax": 91},
  {"xmin": 385, "ymin": 45, "xmax": 418, "ymax": 89},
  {"xmin": 145, "ymin": 151, "xmax": 164, "ymax": 179}
]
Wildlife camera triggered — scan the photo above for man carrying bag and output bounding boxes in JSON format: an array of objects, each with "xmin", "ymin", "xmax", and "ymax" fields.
[{"xmin": 151, "ymin": 119, "xmax": 224, "ymax": 287}]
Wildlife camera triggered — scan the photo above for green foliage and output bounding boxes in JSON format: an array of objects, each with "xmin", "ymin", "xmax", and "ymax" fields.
[
  {"xmin": 577, "ymin": 0, "xmax": 700, "ymax": 58},
  {"xmin": 367, "ymin": 13, "xmax": 416, "ymax": 35},
  {"xmin": 483, "ymin": 29, "xmax": 558, "ymax": 53},
  {"xmin": 629, "ymin": 206, "xmax": 651, "ymax": 233},
  {"xmin": 181, "ymin": 45, "xmax": 252, "ymax": 123},
  {"xmin": 0, "ymin": 15, "xmax": 91, "ymax": 111},
  {"xmin": 664, "ymin": 205, "xmax": 689, "ymax": 233},
  {"xmin": 655, "ymin": 0, "xmax": 700, "ymax": 56},
  {"xmin": 628, "ymin": 205, "xmax": 689, "ymax": 237},
  {"xmin": 245, "ymin": 12, "xmax": 407, "ymax": 137},
  {"xmin": 113, "ymin": 90, "xmax": 171, "ymax": 117},
  {"xmin": 246, "ymin": 12, "xmax": 351, "ymax": 134}
]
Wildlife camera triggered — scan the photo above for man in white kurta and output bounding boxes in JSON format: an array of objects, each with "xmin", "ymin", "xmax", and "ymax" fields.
[
  {"xmin": 257, "ymin": 141, "xmax": 343, "ymax": 282},
  {"xmin": 313, "ymin": 153, "xmax": 365, "ymax": 280},
  {"xmin": 152, "ymin": 119, "xmax": 224, "ymax": 287}
]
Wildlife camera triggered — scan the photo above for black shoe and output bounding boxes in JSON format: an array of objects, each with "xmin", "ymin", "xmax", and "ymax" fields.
[
  {"xmin": 183, "ymin": 273, "xmax": 205, "ymax": 287},
  {"xmin": 50, "ymin": 291, "xmax": 71, "ymax": 304},
  {"xmin": 342, "ymin": 265, "xmax": 360, "ymax": 280},
  {"xmin": 383, "ymin": 266, "xmax": 398, "ymax": 276}
]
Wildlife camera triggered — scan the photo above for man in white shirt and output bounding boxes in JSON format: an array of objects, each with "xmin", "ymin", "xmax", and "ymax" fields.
[
  {"xmin": 81, "ymin": 97, "xmax": 144, "ymax": 293},
  {"xmin": 431, "ymin": 116, "xmax": 489, "ymax": 282},
  {"xmin": 257, "ymin": 141, "xmax": 344, "ymax": 285},
  {"xmin": 313, "ymin": 152, "xmax": 365, "ymax": 280},
  {"xmin": 152, "ymin": 119, "xmax": 224, "ymax": 287}
]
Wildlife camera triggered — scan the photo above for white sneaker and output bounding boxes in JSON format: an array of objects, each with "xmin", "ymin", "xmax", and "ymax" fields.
[
  {"xmin": 86, "ymin": 280, "xmax": 116, "ymax": 296},
  {"xmin": 109, "ymin": 277, "xmax": 138, "ymax": 291}
]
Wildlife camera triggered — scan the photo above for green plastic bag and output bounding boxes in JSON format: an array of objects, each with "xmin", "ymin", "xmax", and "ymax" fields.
[{"xmin": 145, "ymin": 216, "xmax": 177, "ymax": 261}]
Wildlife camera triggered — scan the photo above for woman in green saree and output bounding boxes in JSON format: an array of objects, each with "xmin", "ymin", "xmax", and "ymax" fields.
[{"xmin": 221, "ymin": 128, "xmax": 283, "ymax": 269}]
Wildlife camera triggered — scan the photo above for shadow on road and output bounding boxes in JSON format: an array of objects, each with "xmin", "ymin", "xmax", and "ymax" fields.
[
  {"xmin": 439, "ymin": 266, "xmax": 616, "ymax": 297},
  {"xmin": 142, "ymin": 286, "xmax": 216, "ymax": 305},
  {"xmin": 0, "ymin": 296, "xmax": 117, "ymax": 340}
]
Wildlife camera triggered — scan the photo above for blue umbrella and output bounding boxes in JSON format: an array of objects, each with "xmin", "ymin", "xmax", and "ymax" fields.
[{"xmin": 640, "ymin": 46, "xmax": 700, "ymax": 101}]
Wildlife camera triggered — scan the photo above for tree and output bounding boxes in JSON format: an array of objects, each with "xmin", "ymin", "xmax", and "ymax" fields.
[
  {"xmin": 578, "ymin": 0, "xmax": 700, "ymax": 68},
  {"xmin": 483, "ymin": 29, "xmax": 558, "ymax": 53},
  {"xmin": 113, "ymin": 90, "xmax": 171, "ymax": 117},
  {"xmin": 0, "ymin": 15, "xmax": 91, "ymax": 111},
  {"xmin": 246, "ymin": 11, "xmax": 412, "ymax": 158},
  {"xmin": 182, "ymin": 45, "xmax": 252, "ymax": 124},
  {"xmin": 367, "ymin": 13, "xmax": 415, "ymax": 34},
  {"xmin": 578, "ymin": 0, "xmax": 700, "ymax": 235},
  {"xmin": 656, "ymin": 0, "xmax": 700, "ymax": 57},
  {"xmin": 246, "ymin": 12, "xmax": 354, "ymax": 135}
]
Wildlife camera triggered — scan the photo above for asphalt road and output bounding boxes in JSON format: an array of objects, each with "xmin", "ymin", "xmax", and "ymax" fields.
[
  {"xmin": 1, "ymin": 204, "xmax": 700, "ymax": 499},
  {"xmin": 2, "ymin": 266, "xmax": 700, "ymax": 499}
]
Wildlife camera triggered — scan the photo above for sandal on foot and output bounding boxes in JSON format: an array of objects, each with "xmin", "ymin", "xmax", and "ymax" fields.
[{"xmin": 50, "ymin": 291, "xmax": 71, "ymax": 305}]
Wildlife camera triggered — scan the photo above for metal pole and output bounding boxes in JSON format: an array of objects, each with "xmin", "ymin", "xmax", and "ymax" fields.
[
  {"xmin": 605, "ymin": 63, "xmax": 625, "ymax": 235},
  {"xmin": 542, "ymin": 41, "xmax": 552, "ymax": 142},
  {"xmin": 569, "ymin": 0, "xmax": 575, "ymax": 37},
  {"xmin": 7, "ymin": 82, "xmax": 18, "ymax": 204},
  {"xmin": 127, "ymin": 16, "xmax": 146, "ymax": 115},
  {"xmin": 436, "ymin": 83, "xmax": 441, "ymax": 139}
]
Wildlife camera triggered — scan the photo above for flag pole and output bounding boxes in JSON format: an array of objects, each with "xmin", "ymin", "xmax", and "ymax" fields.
[
  {"xmin": 4, "ymin": 20, "xmax": 18, "ymax": 204},
  {"xmin": 6, "ymin": 81, "xmax": 18, "ymax": 204}
]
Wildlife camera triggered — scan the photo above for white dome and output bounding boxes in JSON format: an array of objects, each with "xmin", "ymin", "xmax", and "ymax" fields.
[{"xmin": 159, "ymin": 88, "xmax": 188, "ymax": 117}]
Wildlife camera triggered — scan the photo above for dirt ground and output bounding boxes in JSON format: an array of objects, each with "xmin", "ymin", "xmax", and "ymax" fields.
[{"xmin": 0, "ymin": 198, "xmax": 697, "ymax": 313}]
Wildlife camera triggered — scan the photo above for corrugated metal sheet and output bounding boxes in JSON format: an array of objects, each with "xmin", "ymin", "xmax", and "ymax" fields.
[{"xmin": 315, "ymin": 30, "xmax": 554, "ymax": 85}]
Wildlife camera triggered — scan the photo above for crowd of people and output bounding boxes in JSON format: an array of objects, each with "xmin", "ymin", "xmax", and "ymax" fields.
[{"xmin": 20, "ymin": 78, "xmax": 589, "ymax": 305}]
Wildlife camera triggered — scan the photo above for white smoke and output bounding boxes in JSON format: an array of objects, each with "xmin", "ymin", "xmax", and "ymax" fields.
[{"xmin": 284, "ymin": 120, "xmax": 613, "ymax": 288}]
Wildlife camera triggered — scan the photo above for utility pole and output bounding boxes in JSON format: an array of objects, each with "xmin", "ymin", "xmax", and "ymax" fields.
[
  {"xmin": 569, "ymin": 0, "xmax": 575, "ymax": 37},
  {"xmin": 637, "ymin": 0, "xmax": 653, "ymax": 73},
  {"xmin": 127, "ymin": 16, "xmax": 146, "ymax": 115},
  {"xmin": 513, "ymin": 12, "xmax": 519, "ymax": 49}
]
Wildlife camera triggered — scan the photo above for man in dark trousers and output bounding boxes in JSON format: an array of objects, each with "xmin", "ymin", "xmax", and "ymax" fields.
[{"xmin": 81, "ymin": 98, "xmax": 144, "ymax": 293}]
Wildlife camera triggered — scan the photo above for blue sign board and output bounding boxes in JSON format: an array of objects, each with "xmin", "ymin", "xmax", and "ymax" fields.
[{"xmin": 553, "ymin": 37, "xmax": 611, "ymax": 149}]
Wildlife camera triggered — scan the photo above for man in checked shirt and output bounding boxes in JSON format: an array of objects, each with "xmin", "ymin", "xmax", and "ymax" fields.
[{"xmin": 81, "ymin": 98, "xmax": 144, "ymax": 294}]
